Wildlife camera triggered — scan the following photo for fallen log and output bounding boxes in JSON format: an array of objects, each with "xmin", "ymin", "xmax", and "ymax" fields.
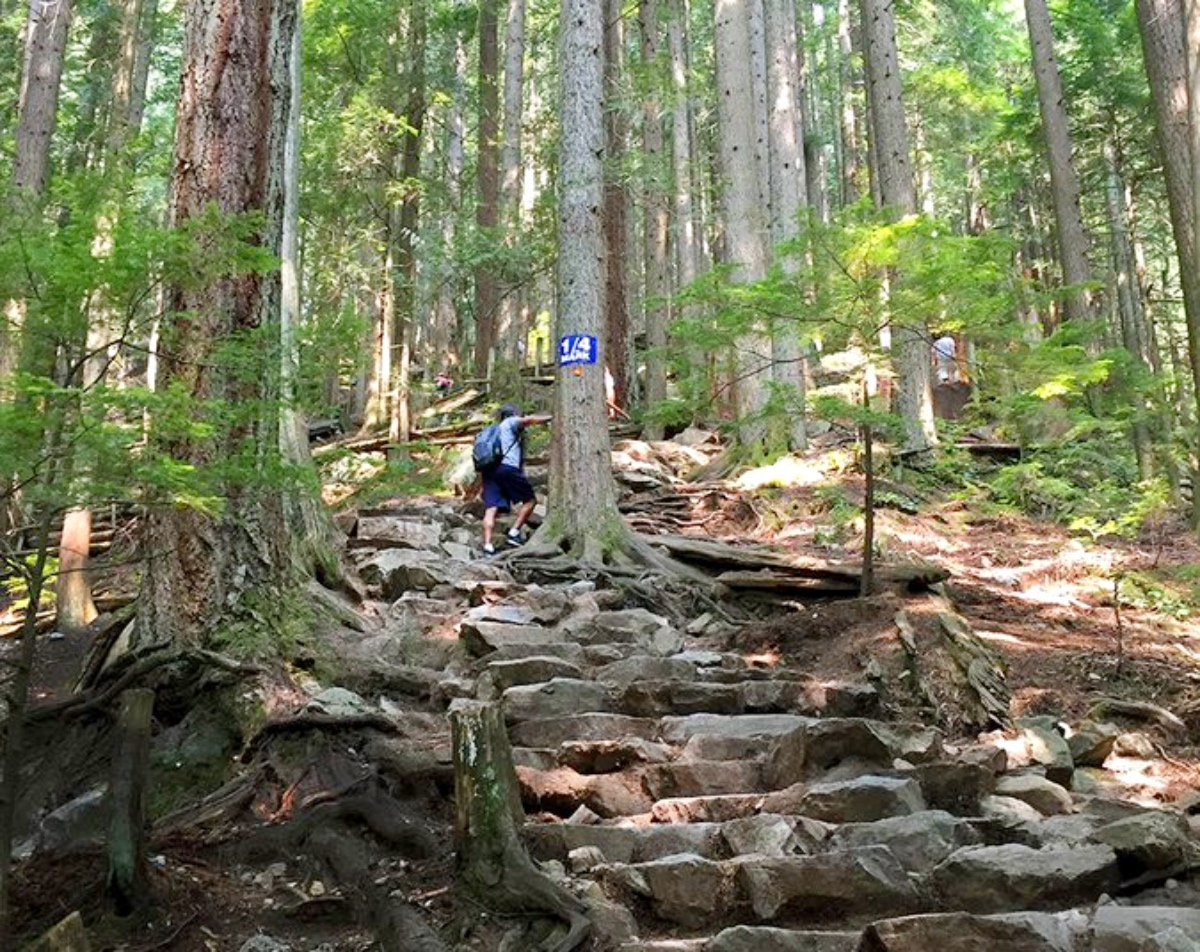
[
  {"xmin": 1086, "ymin": 698, "xmax": 1186, "ymax": 735},
  {"xmin": 714, "ymin": 570, "xmax": 859, "ymax": 595},
  {"xmin": 417, "ymin": 387, "xmax": 483, "ymax": 420}
]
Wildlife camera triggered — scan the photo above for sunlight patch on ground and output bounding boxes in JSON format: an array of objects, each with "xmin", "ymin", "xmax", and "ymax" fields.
[
  {"xmin": 974, "ymin": 628, "xmax": 1027, "ymax": 647},
  {"xmin": 735, "ymin": 456, "xmax": 828, "ymax": 492}
]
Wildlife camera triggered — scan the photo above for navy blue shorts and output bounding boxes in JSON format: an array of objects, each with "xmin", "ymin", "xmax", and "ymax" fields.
[{"xmin": 482, "ymin": 465, "xmax": 535, "ymax": 511}]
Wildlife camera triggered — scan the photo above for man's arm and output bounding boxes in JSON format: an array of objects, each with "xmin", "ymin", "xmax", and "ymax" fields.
[{"xmin": 520, "ymin": 414, "xmax": 552, "ymax": 426}]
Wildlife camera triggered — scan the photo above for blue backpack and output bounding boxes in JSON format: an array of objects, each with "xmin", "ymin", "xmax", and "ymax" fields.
[{"xmin": 472, "ymin": 423, "xmax": 506, "ymax": 473}]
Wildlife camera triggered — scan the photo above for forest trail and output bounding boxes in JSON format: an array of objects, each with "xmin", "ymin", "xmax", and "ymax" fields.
[{"xmin": 10, "ymin": 436, "xmax": 1200, "ymax": 951}]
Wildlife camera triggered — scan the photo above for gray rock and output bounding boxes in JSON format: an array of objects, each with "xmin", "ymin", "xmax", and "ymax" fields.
[
  {"xmin": 994, "ymin": 774, "xmax": 1074, "ymax": 816},
  {"xmin": 829, "ymin": 810, "xmax": 982, "ymax": 873},
  {"xmin": 358, "ymin": 549, "xmax": 459, "ymax": 597},
  {"xmin": 660, "ymin": 713, "xmax": 811, "ymax": 745},
  {"xmin": 1014, "ymin": 716, "xmax": 1075, "ymax": 786},
  {"xmin": 32, "ymin": 787, "xmax": 109, "ymax": 854},
  {"xmin": 584, "ymin": 895, "xmax": 638, "ymax": 949},
  {"xmin": 1067, "ymin": 721, "xmax": 1120, "ymax": 768},
  {"xmin": 568, "ymin": 845, "xmax": 606, "ymax": 872},
  {"xmin": 643, "ymin": 760, "xmax": 765, "ymax": 800},
  {"xmin": 462, "ymin": 603, "xmax": 545, "ymax": 627},
  {"xmin": 901, "ymin": 761, "xmax": 995, "ymax": 815},
  {"xmin": 737, "ymin": 847, "xmax": 920, "ymax": 920},
  {"xmin": 721, "ymin": 815, "xmax": 828, "ymax": 858},
  {"xmin": 1139, "ymin": 926, "xmax": 1200, "ymax": 952},
  {"xmin": 485, "ymin": 656, "xmax": 585, "ymax": 693},
  {"xmin": 796, "ymin": 776, "xmax": 926, "ymax": 824},
  {"xmin": 239, "ymin": 938, "xmax": 293, "ymax": 952},
  {"xmin": 604, "ymin": 854, "xmax": 735, "ymax": 927},
  {"xmin": 1091, "ymin": 906, "xmax": 1200, "ymax": 952},
  {"xmin": 930, "ymin": 843, "xmax": 1120, "ymax": 913},
  {"xmin": 459, "ymin": 619, "xmax": 563, "ymax": 657},
  {"xmin": 621, "ymin": 680, "xmax": 743, "ymax": 718},
  {"xmin": 980, "ymin": 794, "xmax": 1045, "ymax": 826},
  {"xmin": 509, "ymin": 713, "xmax": 658, "ymax": 748},
  {"xmin": 708, "ymin": 926, "xmax": 859, "ymax": 952},
  {"xmin": 769, "ymin": 720, "xmax": 943, "ymax": 788},
  {"xmin": 502, "ymin": 678, "xmax": 613, "ymax": 722},
  {"xmin": 1090, "ymin": 811, "xmax": 1196, "ymax": 879},
  {"xmin": 1113, "ymin": 731, "xmax": 1158, "ymax": 759},
  {"xmin": 594, "ymin": 656, "xmax": 699, "ymax": 688},
  {"xmin": 651, "ymin": 794, "xmax": 764, "ymax": 824},
  {"xmin": 860, "ymin": 910, "xmax": 1087, "ymax": 952},
  {"xmin": 356, "ymin": 515, "xmax": 442, "ymax": 549}
]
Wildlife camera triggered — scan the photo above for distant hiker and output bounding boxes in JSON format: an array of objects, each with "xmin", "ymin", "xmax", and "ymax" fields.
[
  {"xmin": 474, "ymin": 403, "xmax": 551, "ymax": 555},
  {"xmin": 933, "ymin": 334, "xmax": 958, "ymax": 384},
  {"xmin": 435, "ymin": 369, "xmax": 453, "ymax": 394}
]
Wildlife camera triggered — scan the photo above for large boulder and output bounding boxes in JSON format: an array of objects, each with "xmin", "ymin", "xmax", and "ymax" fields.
[
  {"xmin": 722, "ymin": 814, "xmax": 830, "ymax": 858},
  {"xmin": 621, "ymin": 680, "xmax": 743, "ymax": 718},
  {"xmin": 859, "ymin": 910, "xmax": 1087, "ymax": 952},
  {"xmin": 558, "ymin": 737, "xmax": 672, "ymax": 774},
  {"xmin": 355, "ymin": 514, "xmax": 442, "ymax": 549},
  {"xmin": 737, "ymin": 847, "xmax": 921, "ymax": 920},
  {"xmin": 1090, "ymin": 906, "xmax": 1200, "ymax": 952},
  {"xmin": 604, "ymin": 854, "xmax": 736, "ymax": 928},
  {"xmin": 358, "ymin": 549, "xmax": 461, "ymax": 598},
  {"xmin": 900, "ymin": 761, "xmax": 995, "ymax": 816},
  {"xmin": 1067, "ymin": 721, "xmax": 1120, "ymax": 768},
  {"xmin": 594, "ymin": 656, "xmax": 699, "ymax": 689},
  {"xmin": 828, "ymin": 811, "xmax": 981, "ymax": 874},
  {"xmin": 459, "ymin": 620, "xmax": 563, "ymax": 657},
  {"xmin": 480, "ymin": 656, "xmax": 585, "ymax": 696},
  {"xmin": 769, "ymin": 720, "xmax": 942, "ymax": 788},
  {"xmin": 929, "ymin": 843, "xmax": 1120, "ymax": 913},
  {"xmin": 568, "ymin": 608, "xmax": 684, "ymax": 655}
]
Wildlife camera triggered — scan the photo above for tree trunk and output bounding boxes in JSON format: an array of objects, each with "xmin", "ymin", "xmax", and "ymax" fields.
[
  {"xmin": 1024, "ymin": 0, "xmax": 1094, "ymax": 324},
  {"xmin": 861, "ymin": 0, "xmax": 936, "ymax": 452},
  {"xmin": 1103, "ymin": 139, "xmax": 1154, "ymax": 479},
  {"xmin": 450, "ymin": 701, "xmax": 589, "ymax": 950},
  {"xmin": 136, "ymin": 0, "xmax": 299, "ymax": 649},
  {"xmin": 107, "ymin": 689, "xmax": 154, "ymax": 914},
  {"xmin": 837, "ymin": 0, "xmax": 863, "ymax": 206},
  {"xmin": 1135, "ymin": 0, "xmax": 1200, "ymax": 502},
  {"xmin": 765, "ymin": 0, "xmax": 808, "ymax": 451},
  {"xmin": 602, "ymin": 0, "xmax": 631, "ymax": 412},
  {"xmin": 640, "ymin": 0, "xmax": 670, "ymax": 439},
  {"xmin": 434, "ymin": 30, "xmax": 467, "ymax": 367},
  {"xmin": 13, "ymin": 0, "xmax": 72, "ymax": 194},
  {"xmin": 715, "ymin": 0, "xmax": 773, "ymax": 450},
  {"xmin": 388, "ymin": 0, "xmax": 426, "ymax": 445},
  {"xmin": 747, "ymin": 0, "xmax": 772, "ymax": 216},
  {"xmin": 56, "ymin": 507, "xmax": 98, "ymax": 632},
  {"xmin": 474, "ymin": 0, "xmax": 501, "ymax": 373},
  {"xmin": 496, "ymin": 0, "xmax": 526, "ymax": 364}
]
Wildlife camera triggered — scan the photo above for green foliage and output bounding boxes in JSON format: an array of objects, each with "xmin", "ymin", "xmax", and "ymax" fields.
[
  {"xmin": 210, "ymin": 581, "xmax": 316, "ymax": 661},
  {"xmin": 1117, "ymin": 570, "xmax": 1196, "ymax": 620}
]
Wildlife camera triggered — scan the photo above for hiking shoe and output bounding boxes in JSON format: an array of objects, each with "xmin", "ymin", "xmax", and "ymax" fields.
[
  {"xmin": 506, "ymin": 528, "xmax": 525, "ymax": 547},
  {"xmin": 482, "ymin": 542, "xmax": 497, "ymax": 556}
]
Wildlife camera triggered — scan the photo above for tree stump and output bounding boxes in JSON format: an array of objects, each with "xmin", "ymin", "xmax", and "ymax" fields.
[
  {"xmin": 20, "ymin": 911, "xmax": 91, "ymax": 952},
  {"xmin": 449, "ymin": 700, "xmax": 589, "ymax": 952},
  {"xmin": 107, "ymin": 689, "xmax": 154, "ymax": 914}
]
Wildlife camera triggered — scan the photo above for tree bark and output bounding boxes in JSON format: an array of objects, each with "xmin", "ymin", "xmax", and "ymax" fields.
[
  {"xmin": 765, "ymin": 0, "xmax": 808, "ymax": 450},
  {"xmin": 107, "ymin": 689, "xmax": 154, "ymax": 914},
  {"xmin": 474, "ymin": 0, "xmax": 501, "ymax": 373},
  {"xmin": 837, "ymin": 0, "xmax": 863, "ymax": 206},
  {"xmin": 56, "ymin": 507, "xmax": 98, "ymax": 632},
  {"xmin": 434, "ymin": 30, "xmax": 467, "ymax": 367},
  {"xmin": 136, "ymin": 0, "xmax": 299, "ymax": 648},
  {"xmin": 603, "ymin": 0, "xmax": 631, "ymax": 412},
  {"xmin": 450, "ymin": 701, "xmax": 589, "ymax": 951},
  {"xmin": 496, "ymin": 0, "xmax": 526, "ymax": 364},
  {"xmin": 861, "ymin": 0, "xmax": 936, "ymax": 452},
  {"xmin": 1135, "ymin": 0, "xmax": 1200, "ymax": 481},
  {"xmin": 13, "ymin": 0, "xmax": 72, "ymax": 194},
  {"xmin": 715, "ymin": 0, "xmax": 773, "ymax": 449},
  {"xmin": 641, "ymin": 0, "xmax": 670, "ymax": 439},
  {"xmin": 1024, "ymin": 0, "xmax": 1095, "ymax": 324}
]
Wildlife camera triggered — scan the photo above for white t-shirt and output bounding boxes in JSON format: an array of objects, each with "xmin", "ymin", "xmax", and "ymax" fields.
[{"xmin": 498, "ymin": 416, "xmax": 524, "ymax": 468}]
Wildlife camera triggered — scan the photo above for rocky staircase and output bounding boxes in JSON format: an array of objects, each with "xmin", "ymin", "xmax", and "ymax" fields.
[{"xmin": 348, "ymin": 502, "xmax": 1200, "ymax": 952}]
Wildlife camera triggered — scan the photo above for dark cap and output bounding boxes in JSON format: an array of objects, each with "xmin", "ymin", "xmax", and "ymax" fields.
[{"xmin": 498, "ymin": 403, "xmax": 520, "ymax": 420}]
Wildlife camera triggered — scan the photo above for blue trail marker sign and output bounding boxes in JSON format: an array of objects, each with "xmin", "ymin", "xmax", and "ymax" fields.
[{"xmin": 558, "ymin": 334, "xmax": 598, "ymax": 366}]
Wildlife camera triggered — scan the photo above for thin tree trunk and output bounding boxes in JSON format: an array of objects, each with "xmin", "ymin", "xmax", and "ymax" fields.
[
  {"xmin": 861, "ymin": 0, "xmax": 935, "ymax": 452},
  {"xmin": 837, "ymin": 0, "xmax": 862, "ymax": 206},
  {"xmin": 641, "ymin": 0, "xmax": 670, "ymax": 439},
  {"xmin": 56, "ymin": 507, "xmax": 98, "ymax": 631},
  {"xmin": 107, "ymin": 689, "xmax": 154, "ymax": 914},
  {"xmin": 496, "ymin": 0, "xmax": 526, "ymax": 364},
  {"xmin": 474, "ymin": 0, "xmax": 501, "ymax": 373},
  {"xmin": 1024, "ymin": 0, "xmax": 1094, "ymax": 323},
  {"xmin": 603, "ymin": 0, "xmax": 631, "ymax": 411},
  {"xmin": 434, "ymin": 31, "xmax": 467, "ymax": 367}
]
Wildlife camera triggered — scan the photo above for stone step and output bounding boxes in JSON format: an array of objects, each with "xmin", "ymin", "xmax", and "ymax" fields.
[
  {"xmin": 659, "ymin": 714, "xmax": 812, "ymax": 745},
  {"xmin": 708, "ymin": 926, "xmax": 861, "ymax": 952},
  {"xmin": 601, "ymin": 848, "xmax": 922, "ymax": 929},
  {"xmin": 510, "ymin": 714, "xmax": 660, "ymax": 748},
  {"xmin": 861, "ymin": 910, "xmax": 1089, "ymax": 951},
  {"xmin": 526, "ymin": 813, "xmax": 829, "ymax": 865}
]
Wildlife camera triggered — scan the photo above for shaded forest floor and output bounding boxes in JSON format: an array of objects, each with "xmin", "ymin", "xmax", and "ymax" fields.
[{"xmin": 7, "ymin": 429, "xmax": 1200, "ymax": 950}]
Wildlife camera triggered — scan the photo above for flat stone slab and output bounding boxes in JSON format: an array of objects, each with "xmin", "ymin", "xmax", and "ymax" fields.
[
  {"xmin": 659, "ymin": 714, "xmax": 811, "ymax": 745},
  {"xmin": 930, "ymin": 843, "xmax": 1120, "ymax": 913},
  {"xmin": 502, "ymin": 678, "xmax": 613, "ymax": 722},
  {"xmin": 604, "ymin": 854, "xmax": 736, "ymax": 928},
  {"xmin": 994, "ymin": 774, "xmax": 1074, "ymax": 817},
  {"xmin": 737, "ymin": 847, "xmax": 921, "ymax": 921},
  {"xmin": 643, "ymin": 760, "xmax": 765, "ymax": 800},
  {"xmin": 459, "ymin": 620, "xmax": 563, "ymax": 657},
  {"xmin": 790, "ymin": 776, "xmax": 926, "ymax": 824},
  {"xmin": 356, "ymin": 515, "xmax": 442, "ymax": 548},
  {"xmin": 707, "ymin": 926, "xmax": 859, "ymax": 952},
  {"xmin": 524, "ymin": 821, "xmax": 725, "ymax": 864},
  {"xmin": 484, "ymin": 656, "xmax": 585, "ymax": 692},
  {"xmin": 509, "ymin": 713, "xmax": 660, "ymax": 749},
  {"xmin": 861, "ymin": 910, "xmax": 1088, "ymax": 952},
  {"xmin": 651, "ymin": 794, "xmax": 764, "ymax": 824}
]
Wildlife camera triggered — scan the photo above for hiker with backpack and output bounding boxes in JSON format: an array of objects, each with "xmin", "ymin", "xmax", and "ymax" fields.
[{"xmin": 473, "ymin": 403, "xmax": 552, "ymax": 555}]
